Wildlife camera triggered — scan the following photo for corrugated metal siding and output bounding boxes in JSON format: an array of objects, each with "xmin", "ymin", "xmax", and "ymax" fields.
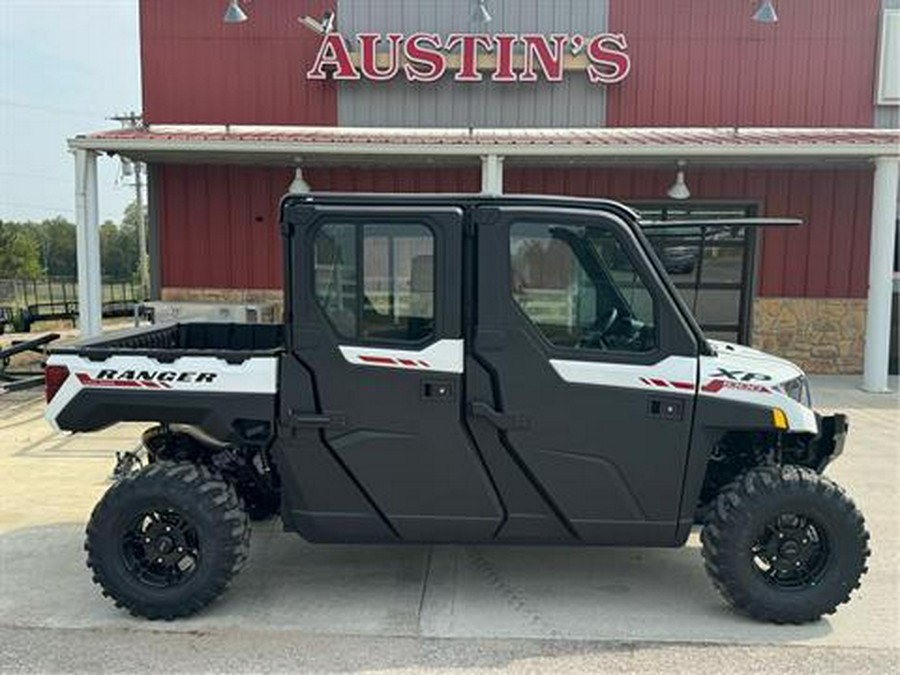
[
  {"xmin": 338, "ymin": 0, "xmax": 609, "ymax": 127},
  {"xmin": 607, "ymin": 0, "xmax": 880, "ymax": 127},
  {"xmin": 505, "ymin": 166, "xmax": 873, "ymax": 298},
  {"xmin": 140, "ymin": 0, "xmax": 337, "ymax": 125},
  {"xmin": 309, "ymin": 166, "xmax": 481, "ymax": 193},
  {"xmin": 158, "ymin": 163, "xmax": 871, "ymax": 297},
  {"xmin": 156, "ymin": 165, "xmax": 288, "ymax": 289},
  {"xmin": 156, "ymin": 165, "xmax": 479, "ymax": 289}
]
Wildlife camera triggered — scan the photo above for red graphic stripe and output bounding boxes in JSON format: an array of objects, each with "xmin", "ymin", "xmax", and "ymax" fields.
[
  {"xmin": 358, "ymin": 355, "xmax": 397, "ymax": 365},
  {"xmin": 76, "ymin": 373, "xmax": 179, "ymax": 390},
  {"xmin": 357, "ymin": 354, "xmax": 432, "ymax": 369},
  {"xmin": 640, "ymin": 377, "xmax": 695, "ymax": 391},
  {"xmin": 76, "ymin": 373, "xmax": 142, "ymax": 388},
  {"xmin": 701, "ymin": 380, "xmax": 726, "ymax": 393},
  {"xmin": 702, "ymin": 379, "xmax": 772, "ymax": 394}
]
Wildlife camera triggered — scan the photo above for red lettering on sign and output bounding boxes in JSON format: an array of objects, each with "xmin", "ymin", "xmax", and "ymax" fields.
[
  {"xmin": 404, "ymin": 33, "xmax": 447, "ymax": 82},
  {"xmin": 359, "ymin": 32, "xmax": 404, "ymax": 81},
  {"xmin": 586, "ymin": 33, "xmax": 631, "ymax": 85},
  {"xmin": 520, "ymin": 34, "xmax": 568, "ymax": 82},
  {"xmin": 307, "ymin": 33, "xmax": 359, "ymax": 80},
  {"xmin": 491, "ymin": 34, "xmax": 519, "ymax": 82},
  {"xmin": 446, "ymin": 33, "xmax": 494, "ymax": 82},
  {"xmin": 305, "ymin": 31, "xmax": 631, "ymax": 86}
]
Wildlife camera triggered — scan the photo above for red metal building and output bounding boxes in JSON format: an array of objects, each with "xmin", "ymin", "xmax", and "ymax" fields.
[{"xmin": 70, "ymin": 0, "xmax": 899, "ymax": 383}]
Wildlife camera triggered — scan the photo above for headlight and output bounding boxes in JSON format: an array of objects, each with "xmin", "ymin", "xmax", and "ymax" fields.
[{"xmin": 778, "ymin": 376, "xmax": 811, "ymax": 405}]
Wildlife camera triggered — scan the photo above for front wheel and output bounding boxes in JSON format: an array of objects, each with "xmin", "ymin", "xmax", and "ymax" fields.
[
  {"xmin": 701, "ymin": 465, "xmax": 869, "ymax": 624},
  {"xmin": 86, "ymin": 461, "xmax": 250, "ymax": 620}
]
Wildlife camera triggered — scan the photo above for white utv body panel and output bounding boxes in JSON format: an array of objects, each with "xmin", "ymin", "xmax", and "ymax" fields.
[
  {"xmin": 44, "ymin": 352, "xmax": 278, "ymax": 432},
  {"xmin": 700, "ymin": 339, "xmax": 817, "ymax": 434},
  {"xmin": 550, "ymin": 341, "xmax": 817, "ymax": 435}
]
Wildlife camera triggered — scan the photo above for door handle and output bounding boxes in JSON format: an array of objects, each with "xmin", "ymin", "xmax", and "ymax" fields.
[
  {"xmin": 285, "ymin": 410, "xmax": 347, "ymax": 429},
  {"xmin": 469, "ymin": 401, "xmax": 530, "ymax": 430}
]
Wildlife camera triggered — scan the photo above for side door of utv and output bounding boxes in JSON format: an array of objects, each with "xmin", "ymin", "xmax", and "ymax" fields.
[
  {"xmin": 277, "ymin": 202, "xmax": 503, "ymax": 543},
  {"xmin": 469, "ymin": 205, "xmax": 700, "ymax": 545}
]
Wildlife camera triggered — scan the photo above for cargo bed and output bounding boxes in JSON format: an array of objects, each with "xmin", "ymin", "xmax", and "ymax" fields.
[
  {"xmin": 54, "ymin": 322, "xmax": 284, "ymax": 359},
  {"xmin": 45, "ymin": 323, "xmax": 282, "ymax": 440}
]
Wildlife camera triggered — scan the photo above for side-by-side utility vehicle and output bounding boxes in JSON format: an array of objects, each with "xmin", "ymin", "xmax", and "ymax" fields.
[{"xmin": 44, "ymin": 195, "xmax": 868, "ymax": 623}]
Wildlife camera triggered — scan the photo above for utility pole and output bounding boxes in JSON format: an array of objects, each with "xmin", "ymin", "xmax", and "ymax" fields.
[{"xmin": 110, "ymin": 111, "xmax": 149, "ymax": 300}]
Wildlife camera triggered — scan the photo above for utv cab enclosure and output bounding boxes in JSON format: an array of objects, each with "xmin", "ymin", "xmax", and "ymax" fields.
[{"xmin": 45, "ymin": 194, "xmax": 868, "ymax": 624}]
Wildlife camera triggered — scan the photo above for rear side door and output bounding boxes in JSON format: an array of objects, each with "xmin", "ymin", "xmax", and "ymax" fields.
[
  {"xmin": 470, "ymin": 205, "xmax": 700, "ymax": 545},
  {"xmin": 283, "ymin": 203, "xmax": 502, "ymax": 542}
]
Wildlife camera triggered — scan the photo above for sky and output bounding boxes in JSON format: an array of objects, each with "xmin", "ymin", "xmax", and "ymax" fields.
[{"xmin": 0, "ymin": 0, "xmax": 141, "ymax": 224}]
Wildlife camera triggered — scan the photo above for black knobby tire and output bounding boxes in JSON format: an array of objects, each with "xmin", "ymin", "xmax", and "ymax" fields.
[
  {"xmin": 86, "ymin": 461, "xmax": 250, "ymax": 620},
  {"xmin": 701, "ymin": 464, "xmax": 869, "ymax": 624}
]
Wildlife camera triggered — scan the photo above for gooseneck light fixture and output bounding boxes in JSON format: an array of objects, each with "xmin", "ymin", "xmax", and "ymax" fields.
[
  {"xmin": 667, "ymin": 161, "xmax": 691, "ymax": 200},
  {"xmin": 299, "ymin": 10, "xmax": 336, "ymax": 35},
  {"xmin": 223, "ymin": 0, "xmax": 248, "ymax": 24},
  {"xmin": 753, "ymin": 0, "xmax": 778, "ymax": 23},
  {"xmin": 288, "ymin": 168, "xmax": 311, "ymax": 195},
  {"xmin": 474, "ymin": 0, "xmax": 493, "ymax": 24}
]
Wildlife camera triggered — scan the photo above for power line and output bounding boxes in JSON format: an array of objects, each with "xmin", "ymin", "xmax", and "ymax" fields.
[
  {"xmin": 0, "ymin": 200, "xmax": 74, "ymax": 214},
  {"xmin": 0, "ymin": 97, "xmax": 105, "ymax": 119},
  {"xmin": 0, "ymin": 201, "xmax": 122, "ymax": 222},
  {"xmin": 0, "ymin": 170, "xmax": 72, "ymax": 184}
]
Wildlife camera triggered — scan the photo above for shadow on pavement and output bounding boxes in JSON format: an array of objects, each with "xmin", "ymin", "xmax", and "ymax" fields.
[{"xmin": 0, "ymin": 520, "xmax": 836, "ymax": 647}]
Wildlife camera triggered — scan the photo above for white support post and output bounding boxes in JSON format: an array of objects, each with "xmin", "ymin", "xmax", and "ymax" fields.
[
  {"xmin": 862, "ymin": 156, "xmax": 899, "ymax": 393},
  {"xmin": 74, "ymin": 148, "xmax": 103, "ymax": 338},
  {"xmin": 481, "ymin": 154, "xmax": 504, "ymax": 195}
]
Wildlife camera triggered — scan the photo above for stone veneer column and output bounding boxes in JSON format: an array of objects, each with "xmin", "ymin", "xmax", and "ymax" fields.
[{"xmin": 752, "ymin": 298, "xmax": 867, "ymax": 374}]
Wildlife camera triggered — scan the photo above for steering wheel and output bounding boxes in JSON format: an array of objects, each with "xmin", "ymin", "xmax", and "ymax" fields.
[{"xmin": 576, "ymin": 307, "xmax": 619, "ymax": 349}]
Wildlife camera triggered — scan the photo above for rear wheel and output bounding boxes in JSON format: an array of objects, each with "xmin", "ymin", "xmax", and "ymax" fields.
[
  {"xmin": 86, "ymin": 461, "xmax": 250, "ymax": 620},
  {"xmin": 701, "ymin": 465, "xmax": 869, "ymax": 624}
]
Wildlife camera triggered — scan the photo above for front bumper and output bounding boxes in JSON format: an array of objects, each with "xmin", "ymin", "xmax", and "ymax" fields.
[{"xmin": 810, "ymin": 413, "xmax": 849, "ymax": 471}]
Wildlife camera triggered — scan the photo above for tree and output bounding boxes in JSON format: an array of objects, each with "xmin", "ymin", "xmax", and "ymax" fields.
[
  {"xmin": 0, "ymin": 220, "xmax": 42, "ymax": 279},
  {"xmin": 39, "ymin": 217, "xmax": 77, "ymax": 277},
  {"xmin": 122, "ymin": 200, "xmax": 144, "ymax": 233},
  {"xmin": 0, "ymin": 201, "xmax": 143, "ymax": 282},
  {"xmin": 99, "ymin": 218, "xmax": 139, "ymax": 280}
]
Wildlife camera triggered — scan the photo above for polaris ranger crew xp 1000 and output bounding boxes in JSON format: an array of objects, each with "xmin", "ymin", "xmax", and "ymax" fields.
[{"xmin": 44, "ymin": 195, "xmax": 868, "ymax": 623}]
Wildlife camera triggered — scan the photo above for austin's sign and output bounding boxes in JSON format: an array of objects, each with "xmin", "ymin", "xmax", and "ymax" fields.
[{"xmin": 306, "ymin": 32, "xmax": 631, "ymax": 85}]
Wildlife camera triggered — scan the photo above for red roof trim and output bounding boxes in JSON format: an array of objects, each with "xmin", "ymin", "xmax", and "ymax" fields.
[{"xmin": 76, "ymin": 126, "xmax": 900, "ymax": 148}]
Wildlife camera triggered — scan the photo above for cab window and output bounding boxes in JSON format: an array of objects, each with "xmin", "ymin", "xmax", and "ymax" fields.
[
  {"xmin": 314, "ymin": 223, "xmax": 435, "ymax": 343},
  {"xmin": 510, "ymin": 222, "xmax": 657, "ymax": 352}
]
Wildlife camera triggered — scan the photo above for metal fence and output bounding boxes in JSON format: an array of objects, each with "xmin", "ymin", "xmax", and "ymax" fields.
[{"xmin": 0, "ymin": 277, "xmax": 142, "ymax": 333}]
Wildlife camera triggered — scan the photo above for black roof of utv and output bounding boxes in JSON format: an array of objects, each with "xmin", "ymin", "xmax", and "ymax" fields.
[
  {"xmin": 280, "ymin": 193, "xmax": 801, "ymax": 230},
  {"xmin": 282, "ymin": 193, "xmax": 641, "ymax": 219},
  {"xmin": 281, "ymin": 193, "xmax": 643, "ymax": 227}
]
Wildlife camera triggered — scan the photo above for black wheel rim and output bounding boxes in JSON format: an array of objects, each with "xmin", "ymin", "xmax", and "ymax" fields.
[
  {"xmin": 751, "ymin": 512, "xmax": 830, "ymax": 590},
  {"xmin": 121, "ymin": 508, "xmax": 201, "ymax": 588}
]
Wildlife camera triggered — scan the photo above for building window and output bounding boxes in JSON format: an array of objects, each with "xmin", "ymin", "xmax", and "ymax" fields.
[
  {"xmin": 877, "ymin": 9, "xmax": 900, "ymax": 105},
  {"xmin": 636, "ymin": 204, "xmax": 756, "ymax": 344},
  {"xmin": 510, "ymin": 222, "xmax": 657, "ymax": 353},
  {"xmin": 314, "ymin": 223, "xmax": 434, "ymax": 343}
]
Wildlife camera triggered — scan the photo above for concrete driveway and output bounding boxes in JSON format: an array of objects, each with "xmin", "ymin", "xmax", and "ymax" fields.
[{"xmin": 0, "ymin": 378, "xmax": 897, "ymax": 673}]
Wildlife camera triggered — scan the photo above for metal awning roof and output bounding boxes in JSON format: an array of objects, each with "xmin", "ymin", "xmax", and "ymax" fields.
[{"xmin": 69, "ymin": 125, "xmax": 900, "ymax": 165}]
